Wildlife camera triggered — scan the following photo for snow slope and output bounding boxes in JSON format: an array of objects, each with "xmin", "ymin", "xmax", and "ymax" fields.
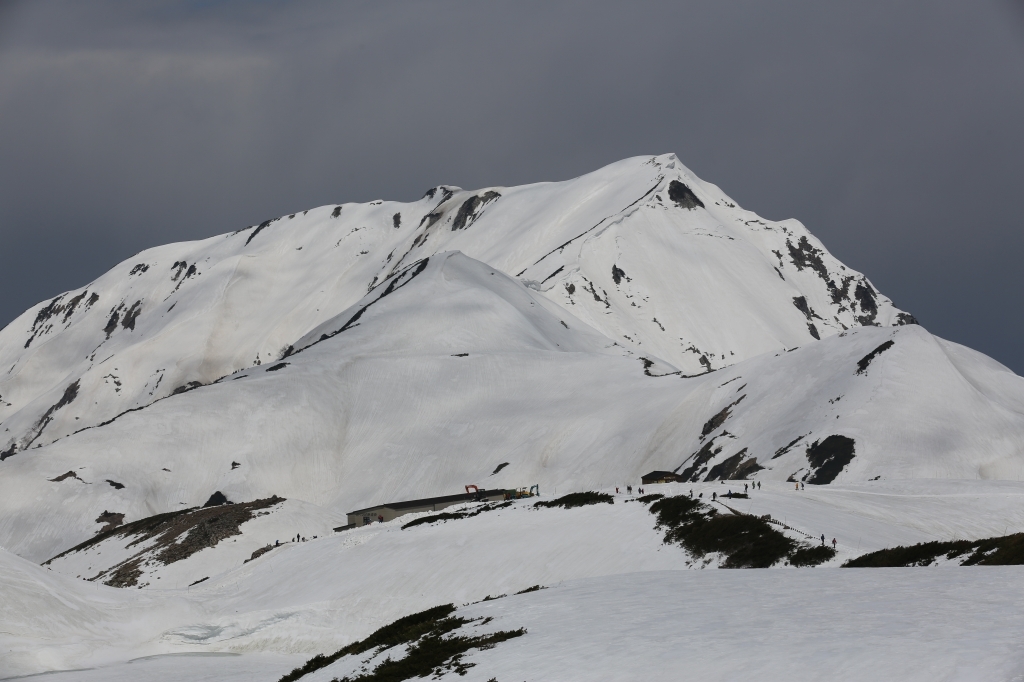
[
  {"xmin": 0, "ymin": 154, "xmax": 913, "ymax": 460},
  {"xmin": 2, "ymin": 153, "xmax": 1023, "ymax": 681},
  {"xmin": 305, "ymin": 568, "xmax": 1024, "ymax": 682},
  {"xmin": 6, "ymin": 480, "xmax": 1024, "ymax": 679},
  {"xmin": 0, "ymin": 251, "xmax": 1021, "ymax": 564}
]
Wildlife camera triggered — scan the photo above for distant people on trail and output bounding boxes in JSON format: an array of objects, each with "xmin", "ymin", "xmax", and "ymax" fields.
[
  {"xmin": 795, "ymin": 483, "xmax": 799, "ymax": 490},
  {"xmin": 758, "ymin": 481, "xmax": 761, "ymax": 490},
  {"xmin": 698, "ymin": 492, "xmax": 703, "ymax": 498},
  {"xmin": 627, "ymin": 485, "xmax": 633, "ymax": 494},
  {"xmin": 616, "ymin": 487, "xmax": 620, "ymax": 494},
  {"xmin": 744, "ymin": 484, "xmax": 748, "ymax": 494},
  {"xmin": 689, "ymin": 489, "xmax": 693, "ymax": 498},
  {"xmin": 639, "ymin": 488, "xmax": 644, "ymax": 494},
  {"xmin": 712, "ymin": 492, "xmax": 717, "ymax": 501},
  {"xmin": 821, "ymin": 534, "xmax": 826, "ymax": 546},
  {"xmin": 832, "ymin": 538, "xmax": 837, "ymax": 549},
  {"xmin": 801, "ymin": 482, "xmax": 805, "ymax": 490},
  {"xmin": 378, "ymin": 514, "xmax": 384, "ymax": 524}
]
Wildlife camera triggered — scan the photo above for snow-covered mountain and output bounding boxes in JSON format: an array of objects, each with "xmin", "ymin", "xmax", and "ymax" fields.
[
  {"xmin": 1, "ymin": 248, "xmax": 1021, "ymax": 564},
  {"xmin": 2, "ymin": 153, "xmax": 1023, "ymax": 681},
  {"xmin": 0, "ymin": 154, "xmax": 913, "ymax": 461}
]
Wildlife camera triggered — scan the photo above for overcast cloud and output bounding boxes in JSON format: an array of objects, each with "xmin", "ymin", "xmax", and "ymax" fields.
[{"xmin": 1, "ymin": 0, "xmax": 1022, "ymax": 372}]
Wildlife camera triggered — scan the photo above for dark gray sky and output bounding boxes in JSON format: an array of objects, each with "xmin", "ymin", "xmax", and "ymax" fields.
[{"xmin": 2, "ymin": 0, "xmax": 1022, "ymax": 372}]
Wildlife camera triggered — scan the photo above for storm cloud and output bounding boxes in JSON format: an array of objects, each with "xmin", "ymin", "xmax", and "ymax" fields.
[{"xmin": 1, "ymin": 0, "xmax": 1022, "ymax": 371}]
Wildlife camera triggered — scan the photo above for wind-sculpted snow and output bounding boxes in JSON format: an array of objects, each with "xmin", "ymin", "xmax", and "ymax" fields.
[{"xmin": 0, "ymin": 154, "xmax": 913, "ymax": 459}]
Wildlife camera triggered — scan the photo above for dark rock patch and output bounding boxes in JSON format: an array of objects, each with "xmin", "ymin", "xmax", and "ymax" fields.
[
  {"xmin": 792, "ymin": 296, "xmax": 812, "ymax": 320},
  {"xmin": 129, "ymin": 264, "xmax": 149, "ymax": 276},
  {"xmin": 807, "ymin": 323, "xmax": 820, "ymax": 340},
  {"xmin": 45, "ymin": 496, "xmax": 285, "ymax": 587},
  {"xmin": 704, "ymin": 449, "xmax": 763, "ymax": 481},
  {"xmin": 331, "ymin": 206, "xmax": 342, "ymax": 218},
  {"xmin": 95, "ymin": 511, "xmax": 124, "ymax": 533},
  {"xmin": 678, "ymin": 438, "xmax": 725, "ymax": 482},
  {"xmin": 564, "ymin": 282, "xmax": 575, "ymax": 295},
  {"xmin": 203, "ymin": 491, "xmax": 231, "ymax": 507},
  {"xmin": 49, "ymin": 470, "xmax": 83, "ymax": 482},
  {"xmin": 856, "ymin": 340, "xmax": 894, "ymax": 375},
  {"xmin": 540, "ymin": 266, "xmax": 564, "ymax": 284},
  {"xmin": 121, "ymin": 301, "xmax": 142, "ymax": 331},
  {"xmin": 772, "ymin": 434, "xmax": 807, "ymax": 460},
  {"xmin": 451, "ymin": 353, "xmax": 468, "ymax": 357},
  {"xmin": 805, "ymin": 435, "xmax": 856, "ymax": 484},
  {"xmin": 265, "ymin": 362, "xmax": 289, "ymax": 372},
  {"xmin": 854, "ymin": 282, "xmax": 879, "ymax": 325},
  {"xmin": 171, "ymin": 381, "xmax": 204, "ymax": 395},
  {"xmin": 231, "ymin": 461, "xmax": 240, "ymax": 470},
  {"xmin": 451, "ymin": 191, "xmax": 500, "ymax": 231},
  {"xmin": 106, "ymin": 479, "xmax": 125, "ymax": 489},
  {"xmin": 668, "ymin": 180, "xmax": 705, "ymax": 210},
  {"xmin": 103, "ymin": 307, "xmax": 121, "ymax": 338},
  {"xmin": 491, "ymin": 462, "xmax": 509, "ymax": 475},
  {"xmin": 786, "ymin": 236, "xmax": 829, "ymax": 281},
  {"xmin": 419, "ymin": 212, "xmax": 443, "ymax": 229},
  {"xmin": 534, "ymin": 491, "xmax": 613, "ymax": 509},
  {"xmin": 611, "ymin": 265, "xmax": 626, "ymax": 284},
  {"xmin": 700, "ymin": 395, "xmax": 746, "ymax": 440},
  {"xmin": 245, "ymin": 220, "xmax": 272, "ymax": 246},
  {"xmin": 895, "ymin": 312, "xmax": 919, "ymax": 325}
]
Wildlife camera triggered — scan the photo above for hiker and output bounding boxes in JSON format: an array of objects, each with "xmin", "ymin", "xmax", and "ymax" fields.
[
  {"xmin": 689, "ymin": 489, "xmax": 693, "ymax": 498},
  {"xmin": 698, "ymin": 492, "xmax": 703, "ymax": 498},
  {"xmin": 821, "ymin": 534, "xmax": 825, "ymax": 546},
  {"xmin": 712, "ymin": 492, "xmax": 717, "ymax": 501},
  {"xmin": 801, "ymin": 482, "xmax": 805, "ymax": 490},
  {"xmin": 616, "ymin": 487, "xmax": 620, "ymax": 494},
  {"xmin": 378, "ymin": 514, "xmax": 384, "ymax": 523},
  {"xmin": 832, "ymin": 538, "xmax": 837, "ymax": 549},
  {"xmin": 275, "ymin": 540, "xmax": 279, "ymax": 546},
  {"xmin": 627, "ymin": 485, "xmax": 632, "ymax": 494},
  {"xmin": 758, "ymin": 481, "xmax": 761, "ymax": 490},
  {"xmin": 744, "ymin": 484, "xmax": 748, "ymax": 493},
  {"xmin": 795, "ymin": 482, "xmax": 799, "ymax": 490}
]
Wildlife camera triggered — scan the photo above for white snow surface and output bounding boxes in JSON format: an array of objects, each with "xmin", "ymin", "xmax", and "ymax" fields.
[
  {"xmin": 5, "ymin": 481, "xmax": 1024, "ymax": 679},
  {"xmin": 0, "ymin": 250, "xmax": 1020, "ymax": 564},
  {"xmin": 0, "ymin": 154, "xmax": 911, "ymax": 459},
  {"xmin": 2, "ymin": 154, "xmax": 1023, "ymax": 680}
]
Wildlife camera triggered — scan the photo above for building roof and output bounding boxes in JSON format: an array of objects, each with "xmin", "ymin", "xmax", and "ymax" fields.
[{"xmin": 347, "ymin": 489, "xmax": 507, "ymax": 516}]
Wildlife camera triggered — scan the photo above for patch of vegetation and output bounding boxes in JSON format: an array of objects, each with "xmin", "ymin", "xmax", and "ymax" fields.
[
  {"xmin": 534, "ymin": 491, "xmax": 613, "ymax": 509},
  {"xmin": 515, "ymin": 585, "xmax": 545, "ymax": 594},
  {"xmin": 401, "ymin": 501, "xmax": 512, "ymax": 530},
  {"xmin": 649, "ymin": 495, "xmax": 833, "ymax": 568},
  {"xmin": 278, "ymin": 603, "xmax": 525, "ymax": 682},
  {"xmin": 843, "ymin": 533, "xmax": 1024, "ymax": 568},
  {"xmin": 636, "ymin": 493, "xmax": 664, "ymax": 503},
  {"xmin": 789, "ymin": 545, "xmax": 837, "ymax": 567}
]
